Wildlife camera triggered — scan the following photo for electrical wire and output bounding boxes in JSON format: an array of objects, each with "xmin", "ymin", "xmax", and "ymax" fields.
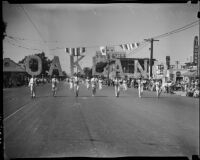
[
  {"xmin": 4, "ymin": 19, "xmax": 198, "ymax": 52},
  {"xmin": 152, "ymin": 20, "xmax": 198, "ymax": 40},
  {"xmin": 5, "ymin": 39, "xmax": 42, "ymax": 51},
  {"xmin": 19, "ymin": 4, "xmax": 45, "ymax": 43}
]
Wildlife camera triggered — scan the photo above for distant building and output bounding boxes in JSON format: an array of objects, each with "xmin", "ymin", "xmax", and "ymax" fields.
[
  {"xmin": 3, "ymin": 58, "xmax": 27, "ymax": 88},
  {"xmin": 93, "ymin": 52, "xmax": 156, "ymax": 79}
]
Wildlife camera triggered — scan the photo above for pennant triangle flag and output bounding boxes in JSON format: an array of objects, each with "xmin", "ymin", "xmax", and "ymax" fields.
[
  {"xmin": 100, "ymin": 46, "xmax": 106, "ymax": 55},
  {"xmin": 120, "ymin": 44, "xmax": 126, "ymax": 50},
  {"xmin": 66, "ymin": 47, "xmax": 86, "ymax": 56},
  {"xmin": 65, "ymin": 48, "xmax": 69, "ymax": 53},
  {"xmin": 82, "ymin": 47, "xmax": 86, "ymax": 53},
  {"xmin": 130, "ymin": 43, "xmax": 134, "ymax": 50}
]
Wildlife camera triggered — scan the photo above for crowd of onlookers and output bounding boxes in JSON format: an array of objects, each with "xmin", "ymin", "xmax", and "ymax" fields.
[{"xmin": 103, "ymin": 77, "xmax": 199, "ymax": 98}]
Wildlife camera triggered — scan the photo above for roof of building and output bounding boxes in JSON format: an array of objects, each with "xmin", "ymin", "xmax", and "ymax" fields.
[{"xmin": 3, "ymin": 58, "xmax": 26, "ymax": 72}]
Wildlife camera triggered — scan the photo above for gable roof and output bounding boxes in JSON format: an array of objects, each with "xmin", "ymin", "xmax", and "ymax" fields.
[{"xmin": 3, "ymin": 58, "xmax": 26, "ymax": 72}]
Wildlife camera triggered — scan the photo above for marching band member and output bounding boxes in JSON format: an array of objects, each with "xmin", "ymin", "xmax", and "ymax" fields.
[
  {"xmin": 69, "ymin": 77, "xmax": 74, "ymax": 90},
  {"xmin": 85, "ymin": 77, "xmax": 90, "ymax": 90},
  {"xmin": 74, "ymin": 76, "xmax": 79, "ymax": 97},
  {"xmin": 114, "ymin": 77, "xmax": 120, "ymax": 97},
  {"xmin": 137, "ymin": 77, "xmax": 143, "ymax": 98},
  {"xmin": 28, "ymin": 75, "xmax": 37, "ymax": 98},
  {"xmin": 155, "ymin": 80, "xmax": 161, "ymax": 98},
  {"xmin": 51, "ymin": 75, "xmax": 59, "ymax": 97},
  {"xmin": 122, "ymin": 78, "xmax": 127, "ymax": 92},
  {"xmin": 98, "ymin": 77, "xmax": 103, "ymax": 90},
  {"xmin": 91, "ymin": 76, "xmax": 97, "ymax": 96}
]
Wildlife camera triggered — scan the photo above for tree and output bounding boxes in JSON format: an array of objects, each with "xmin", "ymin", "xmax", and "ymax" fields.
[
  {"xmin": 96, "ymin": 62, "xmax": 107, "ymax": 73},
  {"xmin": 83, "ymin": 67, "xmax": 92, "ymax": 78},
  {"xmin": 35, "ymin": 52, "xmax": 52, "ymax": 76},
  {"xmin": 18, "ymin": 52, "xmax": 52, "ymax": 77},
  {"xmin": 62, "ymin": 71, "xmax": 68, "ymax": 78}
]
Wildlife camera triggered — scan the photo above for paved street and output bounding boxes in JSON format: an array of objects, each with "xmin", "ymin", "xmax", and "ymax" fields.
[{"xmin": 3, "ymin": 82, "xmax": 199, "ymax": 158}]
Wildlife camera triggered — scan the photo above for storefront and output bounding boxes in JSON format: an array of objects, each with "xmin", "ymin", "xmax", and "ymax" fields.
[
  {"xmin": 182, "ymin": 70, "xmax": 198, "ymax": 83},
  {"xmin": 168, "ymin": 69, "xmax": 188, "ymax": 82}
]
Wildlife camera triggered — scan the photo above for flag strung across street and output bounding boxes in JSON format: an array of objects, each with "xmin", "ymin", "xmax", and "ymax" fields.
[
  {"xmin": 120, "ymin": 43, "xmax": 140, "ymax": 52},
  {"xmin": 100, "ymin": 46, "xmax": 107, "ymax": 55},
  {"xmin": 65, "ymin": 47, "xmax": 86, "ymax": 56},
  {"xmin": 65, "ymin": 41, "xmax": 146, "ymax": 56}
]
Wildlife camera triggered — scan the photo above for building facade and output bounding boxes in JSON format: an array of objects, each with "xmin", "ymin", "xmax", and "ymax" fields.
[{"xmin": 3, "ymin": 58, "xmax": 28, "ymax": 88}]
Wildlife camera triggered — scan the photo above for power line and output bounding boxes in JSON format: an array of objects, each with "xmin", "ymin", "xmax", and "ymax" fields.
[
  {"xmin": 4, "ymin": 19, "xmax": 198, "ymax": 52},
  {"xmin": 5, "ymin": 39, "xmax": 42, "ymax": 51},
  {"xmin": 152, "ymin": 20, "xmax": 198, "ymax": 39},
  {"xmin": 19, "ymin": 4, "xmax": 46, "ymax": 50}
]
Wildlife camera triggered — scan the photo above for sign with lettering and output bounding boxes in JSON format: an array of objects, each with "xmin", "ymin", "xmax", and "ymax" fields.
[
  {"xmin": 193, "ymin": 36, "xmax": 198, "ymax": 64},
  {"xmin": 25, "ymin": 55, "xmax": 42, "ymax": 76},
  {"xmin": 48, "ymin": 56, "xmax": 63, "ymax": 76},
  {"xmin": 93, "ymin": 58, "xmax": 151, "ymax": 78}
]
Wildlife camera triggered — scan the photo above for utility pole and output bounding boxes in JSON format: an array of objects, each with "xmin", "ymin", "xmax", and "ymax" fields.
[
  {"xmin": 175, "ymin": 60, "xmax": 179, "ymax": 69},
  {"xmin": 106, "ymin": 46, "xmax": 110, "ymax": 86},
  {"xmin": 198, "ymin": 2, "xmax": 200, "ymax": 79},
  {"xmin": 144, "ymin": 38, "xmax": 159, "ymax": 78}
]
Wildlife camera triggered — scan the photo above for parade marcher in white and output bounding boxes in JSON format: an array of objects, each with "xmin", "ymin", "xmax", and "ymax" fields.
[
  {"xmin": 137, "ymin": 77, "xmax": 143, "ymax": 98},
  {"xmin": 122, "ymin": 78, "xmax": 127, "ymax": 92},
  {"xmin": 69, "ymin": 77, "xmax": 74, "ymax": 90},
  {"xmin": 74, "ymin": 76, "xmax": 79, "ymax": 97},
  {"xmin": 119, "ymin": 78, "xmax": 123, "ymax": 91},
  {"xmin": 51, "ymin": 75, "xmax": 59, "ymax": 97},
  {"xmin": 91, "ymin": 76, "xmax": 97, "ymax": 96},
  {"xmin": 85, "ymin": 77, "xmax": 90, "ymax": 90},
  {"xmin": 131, "ymin": 79, "xmax": 134, "ymax": 88},
  {"xmin": 114, "ymin": 77, "xmax": 120, "ymax": 97},
  {"xmin": 98, "ymin": 77, "xmax": 103, "ymax": 90},
  {"xmin": 28, "ymin": 75, "xmax": 37, "ymax": 98},
  {"xmin": 155, "ymin": 80, "xmax": 161, "ymax": 98}
]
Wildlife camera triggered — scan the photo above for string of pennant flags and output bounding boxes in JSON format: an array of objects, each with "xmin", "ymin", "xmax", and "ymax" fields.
[{"xmin": 65, "ymin": 41, "xmax": 146, "ymax": 56}]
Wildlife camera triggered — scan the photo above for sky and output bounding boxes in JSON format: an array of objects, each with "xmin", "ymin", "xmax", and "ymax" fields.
[{"xmin": 3, "ymin": 2, "xmax": 199, "ymax": 74}]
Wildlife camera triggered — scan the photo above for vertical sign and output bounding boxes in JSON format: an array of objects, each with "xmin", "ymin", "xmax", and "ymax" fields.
[
  {"xmin": 193, "ymin": 36, "xmax": 198, "ymax": 64},
  {"xmin": 166, "ymin": 56, "xmax": 170, "ymax": 69}
]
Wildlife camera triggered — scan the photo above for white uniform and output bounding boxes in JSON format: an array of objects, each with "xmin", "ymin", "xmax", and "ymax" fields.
[
  {"xmin": 122, "ymin": 80, "xmax": 127, "ymax": 91},
  {"xmin": 69, "ymin": 78, "xmax": 73, "ymax": 90},
  {"xmin": 98, "ymin": 79, "xmax": 103, "ymax": 90},
  {"xmin": 91, "ymin": 78, "xmax": 97, "ymax": 96},
  {"xmin": 155, "ymin": 81, "xmax": 161, "ymax": 97},
  {"xmin": 137, "ymin": 79, "xmax": 143, "ymax": 98},
  {"xmin": 28, "ymin": 77, "xmax": 37, "ymax": 98},
  {"xmin": 114, "ymin": 78, "xmax": 120, "ymax": 97},
  {"xmin": 74, "ymin": 77, "xmax": 79, "ymax": 96},
  {"xmin": 52, "ymin": 78, "xmax": 59, "ymax": 96},
  {"xmin": 86, "ymin": 78, "xmax": 90, "ymax": 89}
]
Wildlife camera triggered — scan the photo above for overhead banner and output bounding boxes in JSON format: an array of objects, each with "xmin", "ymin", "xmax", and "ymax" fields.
[
  {"xmin": 120, "ymin": 42, "xmax": 140, "ymax": 52},
  {"xmin": 66, "ymin": 47, "xmax": 86, "ymax": 56}
]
